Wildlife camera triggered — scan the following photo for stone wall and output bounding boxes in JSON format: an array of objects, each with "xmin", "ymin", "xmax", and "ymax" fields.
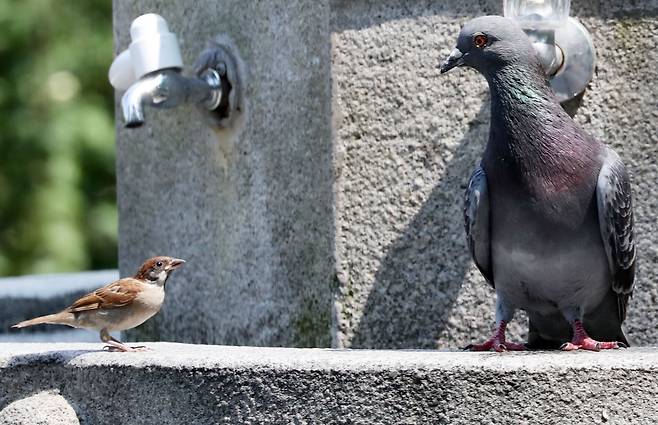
[{"xmin": 114, "ymin": 0, "xmax": 658, "ymax": 348}]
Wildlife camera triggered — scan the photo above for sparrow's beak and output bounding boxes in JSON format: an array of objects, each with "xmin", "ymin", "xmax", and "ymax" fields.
[
  {"xmin": 166, "ymin": 258, "xmax": 186, "ymax": 271},
  {"xmin": 439, "ymin": 48, "xmax": 466, "ymax": 74}
]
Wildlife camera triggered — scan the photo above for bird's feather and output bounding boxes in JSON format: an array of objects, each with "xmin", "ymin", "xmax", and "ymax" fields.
[
  {"xmin": 12, "ymin": 312, "xmax": 74, "ymax": 328},
  {"xmin": 464, "ymin": 166, "xmax": 493, "ymax": 286},
  {"xmin": 596, "ymin": 148, "xmax": 636, "ymax": 321},
  {"xmin": 67, "ymin": 278, "xmax": 144, "ymax": 312}
]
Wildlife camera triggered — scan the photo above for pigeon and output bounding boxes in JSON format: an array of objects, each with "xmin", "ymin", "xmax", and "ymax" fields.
[{"xmin": 439, "ymin": 16, "xmax": 636, "ymax": 351}]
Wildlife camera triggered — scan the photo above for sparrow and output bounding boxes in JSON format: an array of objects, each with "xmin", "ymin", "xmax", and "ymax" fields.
[{"xmin": 12, "ymin": 256, "xmax": 185, "ymax": 352}]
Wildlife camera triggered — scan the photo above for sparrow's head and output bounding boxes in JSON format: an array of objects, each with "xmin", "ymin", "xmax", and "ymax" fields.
[
  {"xmin": 134, "ymin": 256, "xmax": 186, "ymax": 286},
  {"xmin": 439, "ymin": 15, "xmax": 538, "ymax": 77}
]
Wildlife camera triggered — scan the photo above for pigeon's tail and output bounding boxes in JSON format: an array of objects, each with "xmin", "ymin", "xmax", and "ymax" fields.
[
  {"xmin": 12, "ymin": 312, "xmax": 74, "ymax": 329},
  {"xmin": 616, "ymin": 329, "xmax": 630, "ymax": 347},
  {"xmin": 526, "ymin": 312, "xmax": 632, "ymax": 349}
]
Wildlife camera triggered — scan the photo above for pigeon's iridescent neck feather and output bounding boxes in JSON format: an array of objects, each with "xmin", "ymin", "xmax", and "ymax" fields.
[
  {"xmin": 482, "ymin": 61, "xmax": 601, "ymax": 200},
  {"xmin": 486, "ymin": 61, "xmax": 566, "ymax": 136}
]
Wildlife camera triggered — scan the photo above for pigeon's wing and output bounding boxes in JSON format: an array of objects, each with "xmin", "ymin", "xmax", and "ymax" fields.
[
  {"xmin": 596, "ymin": 148, "xmax": 636, "ymax": 321},
  {"xmin": 464, "ymin": 166, "xmax": 493, "ymax": 287},
  {"xmin": 67, "ymin": 278, "xmax": 143, "ymax": 312}
]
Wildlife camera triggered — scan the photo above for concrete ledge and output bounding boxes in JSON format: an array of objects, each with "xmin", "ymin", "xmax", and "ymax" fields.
[{"xmin": 1, "ymin": 344, "xmax": 657, "ymax": 423}]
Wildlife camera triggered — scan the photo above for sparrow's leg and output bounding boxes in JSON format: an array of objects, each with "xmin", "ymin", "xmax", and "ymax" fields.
[
  {"xmin": 560, "ymin": 319, "xmax": 625, "ymax": 351},
  {"xmin": 100, "ymin": 329, "xmax": 149, "ymax": 352},
  {"xmin": 464, "ymin": 295, "xmax": 526, "ymax": 352}
]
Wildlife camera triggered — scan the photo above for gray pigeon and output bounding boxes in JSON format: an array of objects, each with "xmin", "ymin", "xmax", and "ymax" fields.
[{"xmin": 440, "ymin": 16, "xmax": 636, "ymax": 351}]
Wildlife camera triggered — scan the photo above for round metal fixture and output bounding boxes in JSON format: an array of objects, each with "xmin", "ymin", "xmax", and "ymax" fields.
[{"xmin": 549, "ymin": 17, "xmax": 596, "ymax": 103}]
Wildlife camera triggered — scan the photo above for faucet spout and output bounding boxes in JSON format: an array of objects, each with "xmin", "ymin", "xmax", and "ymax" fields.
[{"xmin": 120, "ymin": 69, "xmax": 222, "ymax": 128}]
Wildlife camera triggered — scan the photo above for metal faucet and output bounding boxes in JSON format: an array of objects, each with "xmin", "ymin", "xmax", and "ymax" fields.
[
  {"xmin": 121, "ymin": 68, "xmax": 222, "ymax": 128},
  {"xmin": 110, "ymin": 14, "xmax": 240, "ymax": 129}
]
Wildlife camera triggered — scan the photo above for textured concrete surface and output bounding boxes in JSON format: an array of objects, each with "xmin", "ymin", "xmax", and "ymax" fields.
[
  {"xmin": 114, "ymin": 0, "xmax": 334, "ymax": 346},
  {"xmin": 0, "ymin": 391, "xmax": 79, "ymax": 425},
  {"xmin": 331, "ymin": 0, "xmax": 658, "ymax": 348},
  {"xmin": 0, "ymin": 271, "xmax": 118, "ymax": 338},
  {"xmin": 114, "ymin": 1, "xmax": 658, "ymax": 349},
  {"xmin": 2, "ymin": 343, "xmax": 658, "ymax": 424}
]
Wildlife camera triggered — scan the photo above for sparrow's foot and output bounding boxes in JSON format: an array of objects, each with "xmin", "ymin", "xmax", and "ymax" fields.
[
  {"xmin": 462, "ymin": 321, "xmax": 526, "ymax": 352},
  {"xmin": 129, "ymin": 345, "xmax": 151, "ymax": 352},
  {"xmin": 103, "ymin": 340, "xmax": 151, "ymax": 353},
  {"xmin": 561, "ymin": 319, "xmax": 627, "ymax": 351}
]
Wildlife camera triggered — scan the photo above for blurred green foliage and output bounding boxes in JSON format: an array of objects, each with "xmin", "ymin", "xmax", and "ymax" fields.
[{"xmin": 0, "ymin": 0, "xmax": 116, "ymax": 275}]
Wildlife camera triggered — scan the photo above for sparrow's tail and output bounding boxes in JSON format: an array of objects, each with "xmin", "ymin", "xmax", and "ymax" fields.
[{"xmin": 12, "ymin": 312, "xmax": 74, "ymax": 329}]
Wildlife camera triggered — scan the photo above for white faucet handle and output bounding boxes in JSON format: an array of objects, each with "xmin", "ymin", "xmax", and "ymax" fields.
[
  {"xmin": 130, "ymin": 13, "xmax": 171, "ymax": 40},
  {"xmin": 108, "ymin": 49, "xmax": 135, "ymax": 91},
  {"xmin": 129, "ymin": 14, "xmax": 183, "ymax": 78},
  {"xmin": 108, "ymin": 13, "xmax": 184, "ymax": 91}
]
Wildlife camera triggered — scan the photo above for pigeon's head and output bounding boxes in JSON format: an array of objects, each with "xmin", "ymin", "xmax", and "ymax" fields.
[{"xmin": 439, "ymin": 15, "xmax": 537, "ymax": 76}]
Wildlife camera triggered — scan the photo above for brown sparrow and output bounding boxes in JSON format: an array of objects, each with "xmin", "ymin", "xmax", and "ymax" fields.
[{"xmin": 12, "ymin": 256, "xmax": 185, "ymax": 352}]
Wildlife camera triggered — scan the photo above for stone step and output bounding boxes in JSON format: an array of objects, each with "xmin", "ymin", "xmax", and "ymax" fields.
[{"xmin": 0, "ymin": 343, "xmax": 655, "ymax": 424}]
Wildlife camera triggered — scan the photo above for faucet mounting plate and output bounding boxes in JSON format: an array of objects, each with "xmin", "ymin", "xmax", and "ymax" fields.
[
  {"xmin": 549, "ymin": 17, "xmax": 596, "ymax": 104},
  {"xmin": 194, "ymin": 41, "xmax": 243, "ymax": 129},
  {"xmin": 200, "ymin": 68, "xmax": 223, "ymax": 111}
]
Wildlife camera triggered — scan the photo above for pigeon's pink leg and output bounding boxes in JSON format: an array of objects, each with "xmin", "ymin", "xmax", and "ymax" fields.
[
  {"xmin": 560, "ymin": 320, "xmax": 625, "ymax": 351},
  {"xmin": 464, "ymin": 320, "xmax": 526, "ymax": 352}
]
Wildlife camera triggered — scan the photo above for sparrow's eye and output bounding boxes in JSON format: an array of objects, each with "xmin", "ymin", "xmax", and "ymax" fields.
[
  {"xmin": 473, "ymin": 33, "xmax": 488, "ymax": 49},
  {"xmin": 156, "ymin": 261, "xmax": 163, "ymax": 267}
]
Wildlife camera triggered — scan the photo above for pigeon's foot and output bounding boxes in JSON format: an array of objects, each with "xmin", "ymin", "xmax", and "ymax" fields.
[
  {"xmin": 560, "ymin": 339, "xmax": 623, "ymax": 351},
  {"xmin": 560, "ymin": 320, "xmax": 626, "ymax": 352},
  {"xmin": 464, "ymin": 338, "xmax": 527, "ymax": 352},
  {"xmin": 463, "ymin": 321, "xmax": 527, "ymax": 352}
]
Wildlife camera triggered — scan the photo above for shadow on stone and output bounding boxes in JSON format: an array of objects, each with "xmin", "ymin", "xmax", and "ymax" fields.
[
  {"xmin": 351, "ymin": 100, "xmax": 490, "ymax": 348},
  {"xmin": 0, "ymin": 349, "xmax": 104, "ymax": 422},
  {"xmin": 4, "ymin": 349, "xmax": 103, "ymax": 368}
]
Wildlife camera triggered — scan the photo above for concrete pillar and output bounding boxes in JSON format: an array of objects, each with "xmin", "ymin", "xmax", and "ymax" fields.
[
  {"xmin": 115, "ymin": 1, "xmax": 334, "ymax": 346},
  {"xmin": 115, "ymin": 0, "xmax": 658, "ymax": 347}
]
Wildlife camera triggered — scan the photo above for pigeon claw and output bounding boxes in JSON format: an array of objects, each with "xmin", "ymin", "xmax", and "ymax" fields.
[
  {"xmin": 463, "ymin": 338, "xmax": 526, "ymax": 352},
  {"xmin": 463, "ymin": 321, "xmax": 527, "ymax": 352},
  {"xmin": 560, "ymin": 338, "xmax": 622, "ymax": 352}
]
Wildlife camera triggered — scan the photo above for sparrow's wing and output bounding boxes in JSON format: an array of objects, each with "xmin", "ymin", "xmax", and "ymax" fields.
[
  {"xmin": 464, "ymin": 166, "xmax": 493, "ymax": 287},
  {"xmin": 67, "ymin": 278, "xmax": 144, "ymax": 312},
  {"xmin": 596, "ymin": 148, "xmax": 636, "ymax": 321}
]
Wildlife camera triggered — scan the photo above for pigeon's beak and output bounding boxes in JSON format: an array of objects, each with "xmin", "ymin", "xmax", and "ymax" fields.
[{"xmin": 439, "ymin": 48, "xmax": 466, "ymax": 74}]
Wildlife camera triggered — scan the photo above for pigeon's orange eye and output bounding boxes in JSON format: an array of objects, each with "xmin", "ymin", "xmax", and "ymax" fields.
[{"xmin": 473, "ymin": 34, "xmax": 488, "ymax": 49}]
